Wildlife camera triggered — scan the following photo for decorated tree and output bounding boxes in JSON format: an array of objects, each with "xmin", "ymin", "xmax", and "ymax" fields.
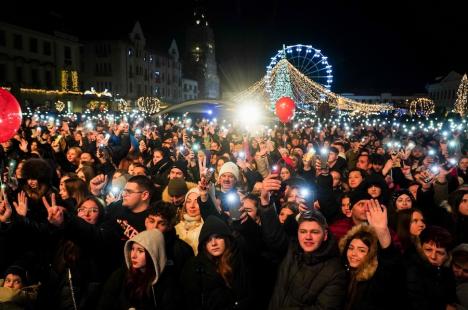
[{"xmin": 454, "ymin": 74, "xmax": 468, "ymax": 116}]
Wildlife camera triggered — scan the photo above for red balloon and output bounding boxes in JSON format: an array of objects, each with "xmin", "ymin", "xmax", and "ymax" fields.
[
  {"xmin": 0, "ymin": 89, "xmax": 22, "ymax": 143},
  {"xmin": 275, "ymin": 97, "xmax": 296, "ymax": 123}
]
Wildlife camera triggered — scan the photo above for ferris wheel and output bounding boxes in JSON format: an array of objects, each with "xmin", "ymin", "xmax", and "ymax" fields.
[{"xmin": 265, "ymin": 44, "xmax": 333, "ymax": 93}]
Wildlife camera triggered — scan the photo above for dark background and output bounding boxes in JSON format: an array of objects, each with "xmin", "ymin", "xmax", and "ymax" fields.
[{"xmin": 2, "ymin": 0, "xmax": 467, "ymax": 95}]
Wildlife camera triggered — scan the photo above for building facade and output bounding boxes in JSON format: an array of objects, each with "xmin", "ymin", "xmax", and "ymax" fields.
[
  {"xmin": 81, "ymin": 22, "xmax": 183, "ymax": 104},
  {"xmin": 182, "ymin": 78, "xmax": 199, "ymax": 101},
  {"xmin": 183, "ymin": 6, "xmax": 220, "ymax": 99},
  {"xmin": 426, "ymin": 71, "xmax": 463, "ymax": 109}
]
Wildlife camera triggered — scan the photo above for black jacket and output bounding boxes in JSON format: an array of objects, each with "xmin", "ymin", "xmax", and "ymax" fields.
[
  {"xmin": 180, "ymin": 216, "xmax": 252, "ymax": 310},
  {"xmin": 405, "ymin": 246, "xmax": 456, "ymax": 310},
  {"xmin": 260, "ymin": 207, "xmax": 346, "ymax": 310}
]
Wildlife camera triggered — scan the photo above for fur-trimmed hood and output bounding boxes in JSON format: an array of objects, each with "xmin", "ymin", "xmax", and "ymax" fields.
[{"xmin": 339, "ymin": 224, "xmax": 379, "ymax": 281}]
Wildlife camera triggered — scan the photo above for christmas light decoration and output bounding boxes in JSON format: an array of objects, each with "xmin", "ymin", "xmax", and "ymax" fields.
[
  {"xmin": 116, "ymin": 98, "xmax": 131, "ymax": 112},
  {"xmin": 61, "ymin": 70, "xmax": 69, "ymax": 91},
  {"xmin": 232, "ymin": 58, "xmax": 393, "ymax": 114},
  {"xmin": 136, "ymin": 97, "xmax": 162, "ymax": 114},
  {"xmin": 71, "ymin": 71, "xmax": 79, "ymax": 91},
  {"xmin": 409, "ymin": 98, "xmax": 435, "ymax": 116},
  {"xmin": 454, "ymin": 74, "xmax": 468, "ymax": 116},
  {"xmin": 55, "ymin": 100, "xmax": 65, "ymax": 112},
  {"xmin": 84, "ymin": 87, "xmax": 112, "ymax": 98}
]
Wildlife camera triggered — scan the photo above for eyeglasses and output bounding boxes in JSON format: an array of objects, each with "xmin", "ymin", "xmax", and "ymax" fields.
[
  {"xmin": 77, "ymin": 207, "xmax": 99, "ymax": 214},
  {"xmin": 122, "ymin": 189, "xmax": 144, "ymax": 195}
]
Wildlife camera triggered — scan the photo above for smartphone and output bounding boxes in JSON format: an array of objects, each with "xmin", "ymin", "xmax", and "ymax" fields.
[
  {"xmin": 179, "ymin": 146, "xmax": 189, "ymax": 157},
  {"xmin": 110, "ymin": 186, "xmax": 122, "ymax": 200},
  {"xmin": 299, "ymin": 187, "xmax": 314, "ymax": 210},
  {"xmin": 224, "ymin": 192, "xmax": 241, "ymax": 220},
  {"xmin": 424, "ymin": 165, "xmax": 440, "ymax": 183},
  {"xmin": 203, "ymin": 167, "xmax": 215, "ymax": 184},
  {"xmin": 237, "ymin": 151, "xmax": 246, "ymax": 160},
  {"xmin": 320, "ymin": 148, "xmax": 329, "ymax": 170},
  {"xmin": 8, "ymin": 159, "xmax": 17, "ymax": 180}
]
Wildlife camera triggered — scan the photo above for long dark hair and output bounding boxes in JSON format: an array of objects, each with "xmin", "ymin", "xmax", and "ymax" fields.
[
  {"xmin": 205, "ymin": 236, "xmax": 234, "ymax": 287},
  {"xmin": 125, "ymin": 242, "xmax": 156, "ymax": 302},
  {"xmin": 396, "ymin": 208, "xmax": 424, "ymax": 251}
]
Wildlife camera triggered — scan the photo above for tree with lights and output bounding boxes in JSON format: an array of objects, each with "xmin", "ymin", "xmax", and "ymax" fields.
[
  {"xmin": 454, "ymin": 74, "xmax": 468, "ymax": 117},
  {"xmin": 271, "ymin": 60, "xmax": 295, "ymax": 109}
]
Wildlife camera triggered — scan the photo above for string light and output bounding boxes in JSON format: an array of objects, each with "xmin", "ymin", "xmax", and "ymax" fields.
[
  {"xmin": 55, "ymin": 100, "xmax": 65, "ymax": 112},
  {"xmin": 84, "ymin": 87, "xmax": 112, "ymax": 98},
  {"xmin": 137, "ymin": 97, "xmax": 162, "ymax": 114},
  {"xmin": 232, "ymin": 58, "xmax": 393, "ymax": 114},
  {"xmin": 71, "ymin": 71, "xmax": 79, "ymax": 91},
  {"xmin": 409, "ymin": 98, "xmax": 435, "ymax": 116}
]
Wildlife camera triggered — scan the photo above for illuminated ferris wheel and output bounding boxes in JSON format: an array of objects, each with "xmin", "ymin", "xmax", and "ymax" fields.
[{"xmin": 265, "ymin": 44, "xmax": 333, "ymax": 97}]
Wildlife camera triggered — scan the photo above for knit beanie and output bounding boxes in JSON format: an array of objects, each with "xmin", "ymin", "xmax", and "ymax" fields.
[
  {"xmin": 218, "ymin": 162, "xmax": 240, "ymax": 180},
  {"xmin": 168, "ymin": 178, "xmax": 189, "ymax": 197},
  {"xmin": 349, "ymin": 191, "xmax": 372, "ymax": 209}
]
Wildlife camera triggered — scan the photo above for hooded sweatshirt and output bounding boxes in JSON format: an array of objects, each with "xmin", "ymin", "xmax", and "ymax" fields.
[{"xmin": 124, "ymin": 229, "xmax": 167, "ymax": 285}]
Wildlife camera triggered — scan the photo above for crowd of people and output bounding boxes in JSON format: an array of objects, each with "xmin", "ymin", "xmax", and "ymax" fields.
[{"xmin": 0, "ymin": 110, "xmax": 467, "ymax": 310}]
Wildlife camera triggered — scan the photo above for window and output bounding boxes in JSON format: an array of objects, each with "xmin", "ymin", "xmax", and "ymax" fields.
[
  {"xmin": 64, "ymin": 46, "xmax": 72, "ymax": 63},
  {"xmin": 13, "ymin": 34, "xmax": 23, "ymax": 50},
  {"xmin": 0, "ymin": 30, "xmax": 5, "ymax": 46},
  {"xmin": 0, "ymin": 64, "xmax": 7, "ymax": 82},
  {"xmin": 31, "ymin": 68, "xmax": 39, "ymax": 86},
  {"xmin": 15, "ymin": 66, "xmax": 23, "ymax": 83},
  {"xmin": 45, "ymin": 71, "xmax": 52, "ymax": 88},
  {"xmin": 43, "ymin": 41, "xmax": 51, "ymax": 55},
  {"xmin": 29, "ymin": 38, "xmax": 38, "ymax": 53}
]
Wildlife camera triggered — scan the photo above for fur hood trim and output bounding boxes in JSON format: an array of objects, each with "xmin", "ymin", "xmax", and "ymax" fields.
[{"xmin": 339, "ymin": 224, "xmax": 379, "ymax": 281}]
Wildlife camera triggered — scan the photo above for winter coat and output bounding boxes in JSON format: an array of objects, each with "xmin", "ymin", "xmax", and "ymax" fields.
[
  {"xmin": 180, "ymin": 216, "xmax": 252, "ymax": 310},
  {"xmin": 260, "ymin": 207, "xmax": 346, "ymax": 310},
  {"xmin": 405, "ymin": 245, "xmax": 457, "ymax": 310},
  {"xmin": 338, "ymin": 224, "xmax": 405, "ymax": 310},
  {"xmin": 0, "ymin": 280, "xmax": 40, "ymax": 310},
  {"xmin": 98, "ymin": 229, "xmax": 180, "ymax": 310},
  {"xmin": 175, "ymin": 215, "xmax": 203, "ymax": 255}
]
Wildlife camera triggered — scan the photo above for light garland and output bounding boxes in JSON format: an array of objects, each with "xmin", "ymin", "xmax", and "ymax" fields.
[
  {"xmin": 61, "ymin": 70, "xmax": 69, "ymax": 91},
  {"xmin": 409, "ymin": 98, "xmax": 435, "ymax": 116},
  {"xmin": 232, "ymin": 58, "xmax": 393, "ymax": 114},
  {"xmin": 18, "ymin": 88, "xmax": 82, "ymax": 95},
  {"xmin": 454, "ymin": 74, "xmax": 468, "ymax": 116},
  {"xmin": 71, "ymin": 71, "xmax": 79, "ymax": 91},
  {"xmin": 136, "ymin": 97, "xmax": 162, "ymax": 114}
]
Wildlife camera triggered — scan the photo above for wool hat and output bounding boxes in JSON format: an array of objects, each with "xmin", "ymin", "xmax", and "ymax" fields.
[
  {"xmin": 171, "ymin": 160, "xmax": 188, "ymax": 177},
  {"xmin": 185, "ymin": 187, "xmax": 200, "ymax": 203},
  {"xmin": 349, "ymin": 191, "xmax": 372, "ymax": 209},
  {"xmin": 218, "ymin": 162, "xmax": 240, "ymax": 180},
  {"xmin": 168, "ymin": 178, "xmax": 189, "ymax": 197}
]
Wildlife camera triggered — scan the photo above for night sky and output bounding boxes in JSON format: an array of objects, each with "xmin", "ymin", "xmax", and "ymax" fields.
[{"xmin": 2, "ymin": 0, "xmax": 467, "ymax": 95}]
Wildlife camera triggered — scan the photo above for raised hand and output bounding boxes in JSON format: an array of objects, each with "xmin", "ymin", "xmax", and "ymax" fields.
[
  {"xmin": 19, "ymin": 139, "xmax": 29, "ymax": 153},
  {"xmin": 90, "ymin": 174, "xmax": 108, "ymax": 195},
  {"xmin": 366, "ymin": 199, "xmax": 391, "ymax": 248},
  {"xmin": 366, "ymin": 199, "xmax": 387, "ymax": 230},
  {"xmin": 42, "ymin": 194, "xmax": 64, "ymax": 227},
  {"xmin": 260, "ymin": 174, "xmax": 282, "ymax": 206},
  {"xmin": 0, "ymin": 190, "xmax": 12, "ymax": 223},
  {"xmin": 12, "ymin": 191, "xmax": 28, "ymax": 217}
]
